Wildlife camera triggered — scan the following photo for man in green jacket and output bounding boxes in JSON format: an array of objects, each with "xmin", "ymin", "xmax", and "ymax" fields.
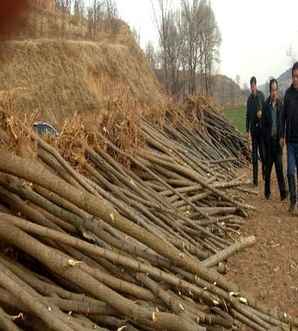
[{"xmin": 246, "ymin": 76, "xmax": 265, "ymax": 186}]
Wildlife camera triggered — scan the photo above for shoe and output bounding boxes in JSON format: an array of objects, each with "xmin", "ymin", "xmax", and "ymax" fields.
[
  {"xmin": 280, "ymin": 191, "xmax": 288, "ymax": 201},
  {"xmin": 289, "ymin": 205, "xmax": 298, "ymax": 216},
  {"xmin": 289, "ymin": 203, "xmax": 296, "ymax": 214}
]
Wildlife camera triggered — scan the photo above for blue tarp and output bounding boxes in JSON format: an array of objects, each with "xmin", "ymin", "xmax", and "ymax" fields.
[{"xmin": 33, "ymin": 122, "xmax": 59, "ymax": 137}]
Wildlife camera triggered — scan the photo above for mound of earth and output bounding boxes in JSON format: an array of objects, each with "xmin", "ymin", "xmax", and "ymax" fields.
[{"xmin": 0, "ymin": 9, "xmax": 165, "ymax": 126}]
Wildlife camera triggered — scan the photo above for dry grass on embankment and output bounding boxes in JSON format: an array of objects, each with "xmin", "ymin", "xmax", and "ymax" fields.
[
  {"xmin": 0, "ymin": 11, "xmax": 168, "ymax": 166},
  {"xmin": 0, "ymin": 34, "xmax": 165, "ymax": 128},
  {"xmin": 0, "ymin": 7, "xmax": 222, "ymax": 168}
]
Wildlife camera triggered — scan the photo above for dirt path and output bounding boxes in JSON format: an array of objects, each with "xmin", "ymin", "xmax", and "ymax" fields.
[{"xmin": 227, "ymin": 166, "xmax": 298, "ymax": 317}]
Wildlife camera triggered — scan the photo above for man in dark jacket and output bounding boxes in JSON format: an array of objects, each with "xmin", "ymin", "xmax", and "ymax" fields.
[
  {"xmin": 280, "ymin": 62, "xmax": 298, "ymax": 213},
  {"xmin": 246, "ymin": 76, "xmax": 265, "ymax": 186},
  {"xmin": 262, "ymin": 79, "xmax": 287, "ymax": 200}
]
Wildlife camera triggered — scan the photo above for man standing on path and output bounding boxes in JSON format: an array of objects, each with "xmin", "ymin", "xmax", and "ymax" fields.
[
  {"xmin": 280, "ymin": 62, "xmax": 298, "ymax": 214},
  {"xmin": 262, "ymin": 79, "xmax": 287, "ymax": 201},
  {"xmin": 246, "ymin": 76, "xmax": 266, "ymax": 186}
]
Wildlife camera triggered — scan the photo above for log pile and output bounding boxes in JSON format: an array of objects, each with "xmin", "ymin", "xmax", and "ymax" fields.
[{"xmin": 0, "ymin": 106, "xmax": 295, "ymax": 331}]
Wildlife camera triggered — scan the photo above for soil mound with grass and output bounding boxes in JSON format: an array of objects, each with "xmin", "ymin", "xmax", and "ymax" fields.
[{"xmin": 0, "ymin": 17, "xmax": 165, "ymax": 127}]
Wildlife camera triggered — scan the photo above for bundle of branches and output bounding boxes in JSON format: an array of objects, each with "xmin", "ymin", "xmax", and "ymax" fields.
[
  {"xmin": 194, "ymin": 110, "xmax": 250, "ymax": 165},
  {"xmin": 0, "ymin": 118, "xmax": 295, "ymax": 330},
  {"xmin": 169, "ymin": 96, "xmax": 250, "ymax": 165}
]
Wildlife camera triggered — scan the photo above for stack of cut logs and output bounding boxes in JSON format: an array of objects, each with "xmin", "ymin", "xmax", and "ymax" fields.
[{"xmin": 0, "ymin": 108, "xmax": 295, "ymax": 331}]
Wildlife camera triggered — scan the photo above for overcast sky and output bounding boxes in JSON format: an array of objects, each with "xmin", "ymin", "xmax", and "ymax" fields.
[{"xmin": 115, "ymin": 0, "xmax": 298, "ymax": 87}]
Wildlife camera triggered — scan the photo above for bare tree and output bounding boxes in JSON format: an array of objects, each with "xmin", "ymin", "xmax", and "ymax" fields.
[
  {"xmin": 151, "ymin": 1, "xmax": 186, "ymax": 95},
  {"xmin": 199, "ymin": 1, "xmax": 221, "ymax": 95},
  {"xmin": 101, "ymin": 0, "xmax": 119, "ymax": 33},
  {"xmin": 145, "ymin": 41, "xmax": 157, "ymax": 70},
  {"xmin": 86, "ymin": 0, "xmax": 98, "ymax": 39},
  {"xmin": 180, "ymin": 0, "xmax": 221, "ymax": 95},
  {"xmin": 103, "ymin": 0, "xmax": 118, "ymax": 19},
  {"xmin": 180, "ymin": 0, "xmax": 201, "ymax": 95},
  {"xmin": 132, "ymin": 27, "xmax": 141, "ymax": 46},
  {"xmin": 55, "ymin": 0, "xmax": 72, "ymax": 36},
  {"xmin": 86, "ymin": 0, "xmax": 119, "ymax": 38},
  {"xmin": 151, "ymin": 0, "xmax": 221, "ymax": 98},
  {"xmin": 74, "ymin": 0, "xmax": 84, "ymax": 19},
  {"xmin": 165, "ymin": 9, "xmax": 185, "ymax": 95},
  {"xmin": 55, "ymin": 0, "xmax": 71, "ymax": 13},
  {"xmin": 151, "ymin": 0, "xmax": 171, "ymax": 93}
]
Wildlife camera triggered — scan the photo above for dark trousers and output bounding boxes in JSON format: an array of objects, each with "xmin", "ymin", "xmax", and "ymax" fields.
[
  {"xmin": 287, "ymin": 143, "xmax": 298, "ymax": 205},
  {"xmin": 287, "ymin": 143, "xmax": 298, "ymax": 177},
  {"xmin": 264, "ymin": 137, "xmax": 286, "ymax": 197},
  {"xmin": 252, "ymin": 132, "xmax": 265, "ymax": 185}
]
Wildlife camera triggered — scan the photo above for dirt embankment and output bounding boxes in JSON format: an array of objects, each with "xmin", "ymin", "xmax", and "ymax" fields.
[{"xmin": 0, "ymin": 9, "xmax": 166, "ymax": 127}]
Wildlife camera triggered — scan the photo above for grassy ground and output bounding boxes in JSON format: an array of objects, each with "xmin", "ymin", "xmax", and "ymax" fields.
[{"xmin": 224, "ymin": 106, "xmax": 246, "ymax": 133}]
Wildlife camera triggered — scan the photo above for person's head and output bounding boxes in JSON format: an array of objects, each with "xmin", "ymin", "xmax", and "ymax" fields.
[
  {"xmin": 250, "ymin": 76, "xmax": 257, "ymax": 95},
  {"xmin": 292, "ymin": 62, "xmax": 298, "ymax": 90},
  {"xmin": 269, "ymin": 78, "xmax": 278, "ymax": 101}
]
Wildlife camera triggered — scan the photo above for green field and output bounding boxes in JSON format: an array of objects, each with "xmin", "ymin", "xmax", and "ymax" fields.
[{"xmin": 224, "ymin": 106, "xmax": 246, "ymax": 134}]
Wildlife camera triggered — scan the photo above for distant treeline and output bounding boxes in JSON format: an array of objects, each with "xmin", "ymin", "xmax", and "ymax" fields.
[{"xmin": 145, "ymin": 0, "xmax": 221, "ymax": 99}]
